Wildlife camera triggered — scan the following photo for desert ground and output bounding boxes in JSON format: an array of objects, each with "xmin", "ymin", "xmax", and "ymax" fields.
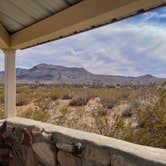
[{"xmin": 0, "ymin": 83, "xmax": 166, "ymax": 148}]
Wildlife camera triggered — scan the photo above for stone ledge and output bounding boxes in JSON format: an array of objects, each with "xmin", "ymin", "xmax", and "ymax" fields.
[{"xmin": 4, "ymin": 117, "xmax": 166, "ymax": 166}]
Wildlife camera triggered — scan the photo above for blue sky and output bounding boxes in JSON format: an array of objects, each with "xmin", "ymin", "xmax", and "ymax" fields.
[{"xmin": 0, "ymin": 7, "xmax": 166, "ymax": 77}]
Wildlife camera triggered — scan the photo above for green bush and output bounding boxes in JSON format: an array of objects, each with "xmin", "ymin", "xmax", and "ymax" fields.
[
  {"xmin": 32, "ymin": 110, "xmax": 50, "ymax": 122},
  {"xmin": 69, "ymin": 95, "xmax": 90, "ymax": 106},
  {"xmin": 122, "ymin": 85, "xmax": 166, "ymax": 148}
]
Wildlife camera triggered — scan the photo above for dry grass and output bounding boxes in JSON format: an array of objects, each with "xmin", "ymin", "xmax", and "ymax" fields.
[{"xmin": 0, "ymin": 83, "xmax": 166, "ymax": 148}]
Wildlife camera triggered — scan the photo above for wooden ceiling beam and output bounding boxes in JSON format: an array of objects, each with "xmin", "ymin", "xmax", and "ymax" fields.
[
  {"xmin": 0, "ymin": 24, "xmax": 10, "ymax": 49},
  {"xmin": 10, "ymin": 0, "xmax": 165, "ymax": 49}
]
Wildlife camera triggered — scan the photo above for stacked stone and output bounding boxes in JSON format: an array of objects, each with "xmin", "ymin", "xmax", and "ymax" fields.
[
  {"xmin": 0, "ymin": 122, "xmax": 82, "ymax": 166},
  {"xmin": 0, "ymin": 121, "xmax": 136, "ymax": 166}
]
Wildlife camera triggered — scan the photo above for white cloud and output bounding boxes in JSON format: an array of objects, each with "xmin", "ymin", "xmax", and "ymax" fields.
[
  {"xmin": 0, "ymin": 50, "xmax": 4, "ymax": 71},
  {"xmin": 142, "ymin": 11, "xmax": 166, "ymax": 22},
  {"xmin": 15, "ymin": 20, "xmax": 166, "ymax": 76},
  {"xmin": 0, "ymin": 7, "xmax": 166, "ymax": 77}
]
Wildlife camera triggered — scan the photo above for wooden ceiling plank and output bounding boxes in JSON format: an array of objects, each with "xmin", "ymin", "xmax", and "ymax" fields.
[
  {"xmin": 11, "ymin": 0, "xmax": 166, "ymax": 49},
  {"xmin": 0, "ymin": 24, "xmax": 10, "ymax": 49}
]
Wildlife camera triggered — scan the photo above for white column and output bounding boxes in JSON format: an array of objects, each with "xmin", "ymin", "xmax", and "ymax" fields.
[{"xmin": 3, "ymin": 49, "xmax": 16, "ymax": 118}]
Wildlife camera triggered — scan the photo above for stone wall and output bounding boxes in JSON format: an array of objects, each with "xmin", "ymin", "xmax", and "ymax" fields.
[{"xmin": 0, "ymin": 117, "xmax": 166, "ymax": 166}]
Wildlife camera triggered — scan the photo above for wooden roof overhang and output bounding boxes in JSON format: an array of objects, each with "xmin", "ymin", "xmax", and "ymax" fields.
[{"xmin": 0, "ymin": 0, "xmax": 165, "ymax": 50}]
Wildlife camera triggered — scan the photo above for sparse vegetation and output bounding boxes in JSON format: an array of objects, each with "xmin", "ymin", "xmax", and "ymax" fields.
[
  {"xmin": 69, "ymin": 95, "xmax": 90, "ymax": 106},
  {"xmin": 0, "ymin": 83, "xmax": 165, "ymax": 148}
]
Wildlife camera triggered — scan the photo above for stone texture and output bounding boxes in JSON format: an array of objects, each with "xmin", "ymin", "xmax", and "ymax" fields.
[
  {"xmin": 32, "ymin": 142, "xmax": 56, "ymax": 166},
  {"xmin": 0, "ymin": 122, "xmax": 56, "ymax": 166},
  {"xmin": 31, "ymin": 126, "xmax": 43, "ymax": 139},
  {"xmin": 9, "ymin": 158, "xmax": 17, "ymax": 166},
  {"xmin": 56, "ymin": 143, "xmax": 75, "ymax": 153},
  {"xmin": 0, "ymin": 149, "xmax": 9, "ymax": 165},
  {"xmin": 31, "ymin": 130, "xmax": 45, "ymax": 143},
  {"xmin": 111, "ymin": 155, "xmax": 136, "ymax": 166},
  {"xmin": 31, "ymin": 126, "xmax": 51, "ymax": 143},
  {"xmin": 22, "ymin": 129, "xmax": 32, "ymax": 146},
  {"xmin": 84, "ymin": 146, "xmax": 110, "ymax": 166},
  {"xmin": 25, "ymin": 147, "xmax": 38, "ymax": 166},
  {"xmin": 56, "ymin": 142, "xmax": 82, "ymax": 154},
  {"xmin": 0, "ymin": 118, "xmax": 166, "ymax": 166},
  {"xmin": 57, "ymin": 150, "xmax": 81, "ymax": 166}
]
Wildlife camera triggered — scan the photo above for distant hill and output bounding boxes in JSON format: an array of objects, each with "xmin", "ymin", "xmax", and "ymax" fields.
[{"xmin": 0, "ymin": 64, "xmax": 165, "ymax": 86}]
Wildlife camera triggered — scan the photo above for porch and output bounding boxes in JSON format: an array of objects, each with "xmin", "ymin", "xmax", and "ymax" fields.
[
  {"xmin": 0, "ymin": 0, "xmax": 166, "ymax": 165},
  {"xmin": 0, "ymin": 117, "xmax": 166, "ymax": 166}
]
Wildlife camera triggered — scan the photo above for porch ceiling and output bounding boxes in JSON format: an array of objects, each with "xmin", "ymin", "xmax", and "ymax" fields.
[
  {"xmin": 0, "ymin": 0, "xmax": 81, "ymax": 33},
  {"xmin": 0, "ymin": 0, "xmax": 165, "ymax": 50}
]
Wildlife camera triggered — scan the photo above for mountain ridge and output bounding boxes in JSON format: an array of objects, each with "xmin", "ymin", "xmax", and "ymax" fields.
[{"xmin": 0, "ymin": 64, "xmax": 165, "ymax": 86}]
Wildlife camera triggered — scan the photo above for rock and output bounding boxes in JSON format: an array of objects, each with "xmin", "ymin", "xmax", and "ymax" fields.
[
  {"xmin": 12, "ymin": 127, "xmax": 23, "ymax": 143},
  {"xmin": 56, "ymin": 143, "xmax": 75, "ymax": 153},
  {"xmin": 32, "ymin": 142, "xmax": 56, "ymax": 166},
  {"xmin": 56, "ymin": 142, "xmax": 82, "ymax": 154},
  {"xmin": 22, "ymin": 129, "xmax": 32, "ymax": 146},
  {"xmin": 9, "ymin": 158, "xmax": 17, "ymax": 166},
  {"xmin": 57, "ymin": 151, "xmax": 81, "ymax": 166},
  {"xmin": 84, "ymin": 146, "xmax": 110, "ymax": 166},
  {"xmin": 25, "ymin": 147, "xmax": 38, "ymax": 166},
  {"xmin": 31, "ymin": 127, "xmax": 51, "ymax": 143},
  {"xmin": 41, "ymin": 132, "xmax": 52, "ymax": 141},
  {"xmin": 2, "ymin": 126, "xmax": 13, "ymax": 140},
  {"xmin": 75, "ymin": 142, "xmax": 82, "ymax": 154},
  {"xmin": 111, "ymin": 155, "xmax": 136, "ymax": 166},
  {"xmin": 31, "ymin": 127, "xmax": 44, "ymax": 143},
  {"xmin": 0, "ymin": 149, "xmax": 9, "ymax": 165},
  {"xmin": 0, "ymin": 122, "xmax": 7, "ymax": 135},
  {"xmin": 31, "ymin": 127, "xmax": 43, "ymax": 138}
]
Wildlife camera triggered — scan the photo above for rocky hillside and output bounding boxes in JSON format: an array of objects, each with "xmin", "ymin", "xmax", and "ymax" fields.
[{"xmin": 0, "ymin": 63, "xmax": 165, "ymax": 86}]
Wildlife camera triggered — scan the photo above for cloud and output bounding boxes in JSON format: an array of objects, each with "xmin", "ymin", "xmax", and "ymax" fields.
[
  {"xmin": 142, "ymin": 11, "xmax": 166, "ymax": 22},
  {"xmin": 0, "ymin": 7, "xmax": 166, "ymax": 77},
  {"xmin": 0, "ymin": 50, "xmax": 4, "ymax": 71},
  {"xmin": 126, "ymin": 7, "xmax": 166, "ymax": 24}
]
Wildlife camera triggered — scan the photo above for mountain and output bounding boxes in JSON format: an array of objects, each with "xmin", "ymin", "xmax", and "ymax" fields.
[{"xmin": 0, "ymin": 64, "xmax": 165, "ymax": 86}]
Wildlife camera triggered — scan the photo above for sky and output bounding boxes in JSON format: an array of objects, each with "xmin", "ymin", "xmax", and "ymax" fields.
[{"xmin": 0, "ymin": 7, "xmax": 166, "ymax": 77}]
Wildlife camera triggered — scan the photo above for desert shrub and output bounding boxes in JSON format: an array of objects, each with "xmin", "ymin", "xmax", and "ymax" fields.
[
  {"xmin": 11, "ymin": 83, "xmax": 166, "ymax": 148},
  {"xmin": 0, "ymin": 93, "xmax": 4, "ymax": 104},
  {"xmin": 122, "ymin": 86, "xmax": 166, "ymax": 148},
  {"xmin": 92, "ymin": 107, "xmax": 109, "ymax": 135},
  {"xmin": 69, "ymin": 95, "xmax": 90, "ymax": 106},
  {"xmin": 19, "ymin": 107, "xmax": 34, "ymax": 119},
  {"xmin": 54, "ymin": 106, "xmax": 69, "ymax": 125},
  {"xmin": 35, "ymin": 98, "xmax": 51, "ymax": 110},
  {"xmin": 61, "ymin": 93, "xmax": 73, "ymax": 99},
  {"xmin": 16, "ymin": 94, "xmax": 31, "ymax": 106},
  {"xmin": 0, "ymin": 86, "xmax": 4, "ymax": 104},
  {"xmin": 121, "ymin": 102, "xmax": 137, "ymax": 118},
  {"xmin": 100, "ymin": 97, "xmax": 115, "ymax": 109},
  {"xmin": 49, "ymin": 90, "xmax": 62, "ymax": 100},
  {"xmin": 20, "ymin": 107, "xmax": 50, "ymax": 122},
  {"xmin": 33, "ymin": 86, "xmax": 52, "ymax": 100},
  {"xmin": 59, "ymin": 106, "xmax": 68, "ymax": 115},
  {"xmin": 95, "ymin": 115, "xmax": 109, "ymax": 135},
  {"xmin": 109, "ymin": 114, "xmax": 127, "ymax": 138},
  {"xmin": 121, "ymin": 109, "xmax": 133, "ymax": 118},
  {"xmin": 96, "ymin": 107, "xmax": 108, "ymax": 116},
  {"xmin": 32, "ymin": 110, "xmax": 50, "ymax": 122},
  {"xmin": 0, "ymin": 108, "xmax": 4, "ymax": 119}
]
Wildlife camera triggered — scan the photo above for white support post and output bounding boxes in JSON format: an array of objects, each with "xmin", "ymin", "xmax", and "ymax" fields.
[{"xmin": 3, "ymin": 49, "xmax": 16, "ymax": 118}]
